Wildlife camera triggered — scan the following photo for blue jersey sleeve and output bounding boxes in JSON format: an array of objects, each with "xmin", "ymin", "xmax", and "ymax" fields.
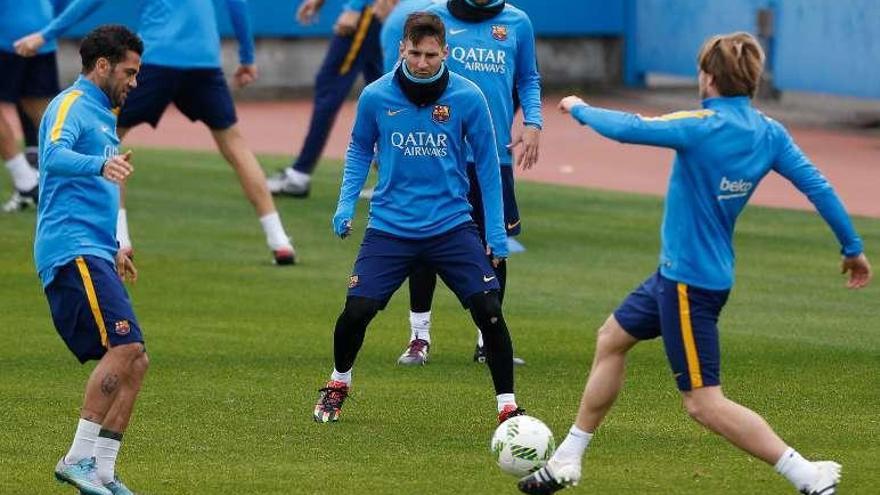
[
  {"xmin": 335, "ymin": 91, "xmax": 379, "ymax": 223},
  {"xmin": 466, "ymin": 89, "xmax": 507, "ymax": 257},
  {"xmin": 40, "ymin": 0, "xmax": 106, "ymax": 41},
  {"xmin": 225, "ymin": 0, "xmax": 255, "ymax": 65},
  {"xmin": 42, "ymin": 97, "xmax": 105, "ymax": 177},
  {"xmin": 771, "ymin": 124, "xmax": 863, "ymax": 256},
  {"xmin": 344, "ymin": 0, "xmax": 374, "ymax": 12},
  {"xmin": 514, "ymin": 14, "xmax": 542, "ymax": 129},
  {"xmin": 570, "ymin": 103, "xmax": 713, "ymax": 150}
]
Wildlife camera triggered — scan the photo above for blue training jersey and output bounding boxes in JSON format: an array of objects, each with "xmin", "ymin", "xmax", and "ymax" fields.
[
  {"xmin": 0, "ymin": 0, "xmax": 57, "ymax": 54},
  {"xmin": 380, "ymin": 0, "xmax": 438, "ymax": 72},
  {"xmin": 35, "ymin": 76, "xmax": 121, "ymax": 288},
  {"xmin": 570, "ymin": 96, "xmax": 864, "ymax": 290},
  {"xmin": 336, "ymin": 69, "xmax": 508, "ymax": 257},
  {"xmin": 41, "ymin": 0, "xmax": 254, "ymax": 68},
  {"xmin": 428, "ymin": 2, "xmax": 542, "ymax": 166}
]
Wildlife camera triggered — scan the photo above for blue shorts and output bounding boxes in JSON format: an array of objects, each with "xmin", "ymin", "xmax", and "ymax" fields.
[
  {"xmin": 614, "ymin": 271, "xmax": 730, "ymax": 391},
  {"xmin": 117, "ymin": 64, "xmax": 237, "ymax": 130},
  {"xmin": 348, "ymin": 222, "xmax": 500, "ymax": 308},
  {"xmin": 467, "ymin": 164, "xmax": 521, "ymax": 238},
  {"xmin": 0, "ymin": 51, "xmax": 60, "ymax": 102},
  {"xmin": 45, "ymin": 256, "xmax": 144, "ymax": 363}
]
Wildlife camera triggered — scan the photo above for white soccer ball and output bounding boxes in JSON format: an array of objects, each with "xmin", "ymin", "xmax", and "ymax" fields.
[{"xmin": 491, "ymin": 415, "xmax": 556, "ymax": 477}]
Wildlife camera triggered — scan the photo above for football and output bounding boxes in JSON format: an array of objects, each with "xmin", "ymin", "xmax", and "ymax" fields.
[{"xmin": 491, "ymin": 415, "xmax": 556, "ymax": 477}]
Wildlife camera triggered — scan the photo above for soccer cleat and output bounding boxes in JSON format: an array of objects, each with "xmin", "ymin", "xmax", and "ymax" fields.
[
  {"xmin": 517, "ymin": 460, "xmax": 581, "ymax": 495},
  {"xmin": 98, "ymin": 476, "xmax": 137, "ymax": 495},
  {"xmin": 313, "ymin": 380, "xmax": 349, "ymax": 423},
  {"xmin": 473, "ymin": 344, "xmax": 527, "ymax": 366},
  {"xmin": 273, "ymin": 245, "xmax": 296, "ymax": 265},
  {"xmin": 498, "ymin": 404, "xmax": 527, "ymax": 425},
  {"xmin": 267, "ymin": 168, "xmax": 310, "ymax": 198},
  {"xmin": 54, "ymin": 457, "xmax": 112, "ymax": 495},
  {"xmin": 801, "ymin": 461, "xmax": 841, "ymax": 495},
  {"xmin": 2, "ymin": 186, "xmax": 38, "ymax": 213},
  {"xmin": 397, "ymin": 338, "xmax": 430, "ymax": 366}
]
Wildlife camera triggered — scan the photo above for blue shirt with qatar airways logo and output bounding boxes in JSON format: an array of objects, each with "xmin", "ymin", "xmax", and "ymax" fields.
[
  {"xmin": 40, "ymin": 0, "xmax": 255, "ymax": 68},
  {"xmin": 428, "ymin": 2, "xmax": 542, "ymax": 166},
  {"xmin": 570, "ymin": 96, "xmax": 863, "ymax": 290},
  {"xmin": 336, "ymin": 69, "xmax": 508, "ymax": 257},
  {"xmin": 35, "ymin": 76, "xmax": 121, "ymax": 288}
]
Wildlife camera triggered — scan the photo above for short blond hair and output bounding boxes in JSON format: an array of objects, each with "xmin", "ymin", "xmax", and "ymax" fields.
[{"xmin": 697, "ymin": 32, "xmax": 765, "ymax": 98}]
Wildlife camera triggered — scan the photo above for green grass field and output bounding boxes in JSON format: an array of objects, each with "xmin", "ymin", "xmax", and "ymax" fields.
[{"xmin": 1, "ymin": 148, "xmax": 877, "ymax": 494}]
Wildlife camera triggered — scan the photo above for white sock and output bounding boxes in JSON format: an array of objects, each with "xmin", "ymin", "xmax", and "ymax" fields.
[
  {"xmin": 330, "ymin": 368, "xmax": 352, "ymax": 385},
  {"xmin": 775, "ymin": 447, "xmax": 819, "ymax": 492},
  {"xmin": 409, "ymin": 311, "xmax": 431, "ymax": 343},
  {"xmin": 554, "ymin": 425, "xmax": 593, "ymax": 463},
  {"xmin": 64, "ymin": 418, "xmax": 101, "ymax": 464},
  {"xmin": 94, "ymin": 433, "xmax": 121, "ymax": 484},
  {"xmin": 260, "ymin": 212, "xmax": 291, "ymax": 250},
  {"xmin": 5, "ymin": 153, "xmax": 38, "ymax": 191},
  {"xmin": 476, "ymin": 329, "xmax": 484, "ymax": 348},
  {"xmin": 116, "ymin": 209, "xmax": 131, "ymax": 250},
  {"xmin": 496, "ymin": 393, "xmax": 516, "ymax": 412}
]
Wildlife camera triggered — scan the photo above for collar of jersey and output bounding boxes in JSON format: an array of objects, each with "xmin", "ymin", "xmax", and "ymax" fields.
[
  {"xmin": 448, "ymin": 0, "xmax": 505, "ymax": 22},
  {"xmin": 702, "ymin": 95, "xmax": 751, "ymax": 109},
  {"xmin": 73, "ymin": 76, "xmax": 112, "ymax": 109}
]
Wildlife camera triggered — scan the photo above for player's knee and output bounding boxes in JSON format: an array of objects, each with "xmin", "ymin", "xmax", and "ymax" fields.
[
  {"xmin": 469, "ymin": 291, "xmax": 503, "ymax": 328},
  {"xmin": 681, "ymin": 391, "xmax": 721, "ymax": 426},
  {"xmin": 342, "ymin": 296, "xmax": 381, "ymax": 326},
  {"xmin": 132, "ymin": 348, "xmax": 149, "ymax": 378}
]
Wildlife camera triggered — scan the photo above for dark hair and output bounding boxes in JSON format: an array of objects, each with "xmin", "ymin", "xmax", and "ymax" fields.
[
  {"xmin": 697, "ymin": 32, "xmax": 765, "ymax": 98},
  {"xmin": 80, "ymin": 24, "xmax": 143, "ymax": 73},
  {"xmin": 403, "ymin": 12, "xmax": 446, "ymax": 46}
]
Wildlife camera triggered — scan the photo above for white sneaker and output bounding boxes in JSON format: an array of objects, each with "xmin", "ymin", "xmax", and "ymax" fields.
[
  {"xmin": 801, "ymin": 461, "xmax": 841, "ymax": 495},
  {"xmin": 2, "ymin": 187, "xmax": 38, "ymax": 213},
  {"xmin": 517, "ymin": 457, "xmax": 581, "ymax": 494},
  {"xmin": 267, "ymin": 168, "xmax": 310, "ymax": 198},
  {"xmin": 397, "ymin": 338, "xmax": 429, "ymax": 365}
]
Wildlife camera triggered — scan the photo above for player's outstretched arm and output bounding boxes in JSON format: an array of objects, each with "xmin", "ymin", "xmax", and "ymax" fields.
[
  {"xmin": 468, "ymin": 90, "xmax": 508, "ymax": 259},
  {"xmin": 841, "ymin": 254, "xmax": 872, "ymax": 289},
  {"xmin": 510, "ymin": 13, "xmax": 543, "ymax": 170},
  {"xmin": 333, "ymin": 91, "xmax": 379, "ymax": 238},
  {"xmin": 225, "ymin": 0, "xmax": 258, "ymax": 87},
  {"xmin": 14, "ymin": 0, "xmax": 106, "ymax": 57}
]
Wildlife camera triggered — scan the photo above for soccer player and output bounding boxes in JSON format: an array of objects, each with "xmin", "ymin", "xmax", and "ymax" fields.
[
  {"xmin": 0, "ymin": 0, "xmax": 59, "ymax": 212},
  {"xmin": 378, "ymin": 0, "xmax": 437, "ymax": 72},
  {"xmin": 396, "ymin": 0, "xmax": 541, "ymax": 366},
  {"xmin": 36, "ymin": 25, "xmax": 148, "ymax": 495},
  {"xmin": 518, "ymin": 32, "xmax": 873, "ymax": 495},
  {"xmin": 16, "ymin": 0, "xmax": 297, "ymax": 265},
  {"xmin": 266, "ymin": 0, "xmax": 383, "ymax": 198},
  {"xmin": 313, "ymin": 12, "xmax": 524, "ymax": 425}
]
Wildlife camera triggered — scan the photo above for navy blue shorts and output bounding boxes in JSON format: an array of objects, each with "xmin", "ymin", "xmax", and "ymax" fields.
[
  {"xmin": 45, "ymin": 256, "xmax": 144, "ymax": 363},
  {"xmin": 348, "ymin": 223, "xmax": 500, "ymax": 308},
  {"xmin": 467, "ymin": 164, "xmax": 521, "ymax": 239},
  {"xmin": 614, "ymin": 271, "xmax": 730, "ymax": 391},
  {"xmin": 0, "ymin": 51, "xmax": 60, "ymax": 102},
  {"xmin": 118, "ymin": 64, "xmax": 237, "ymax": 130}
]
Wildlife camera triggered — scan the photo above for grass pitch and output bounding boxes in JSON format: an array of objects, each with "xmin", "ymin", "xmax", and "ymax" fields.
[{"xmin": 1, "ymin": 148, "xmax": 877, "ymax": 494}]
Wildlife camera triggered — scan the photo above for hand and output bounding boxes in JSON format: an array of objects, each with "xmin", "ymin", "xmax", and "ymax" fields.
[
  {"xmin": 297, "ymin": 0, "xmax": 325, "ymax": 25},
  {"xmin": 102, "ymin": 150, "xmax": 133, "ymax": 184},
  {"xmin": 485, "ymin": 245, "xmax": 507, "ymax": 267},
  {"xmin": 115, "ymin": 248, "xmax": 138, "ymax": 283},
  {"xmin": 233, "ymin": 64, "xmax": 259, "ymax": 88},
  {"xmin": 13, "ymin": 32, "xmax": 45, "ymax": 57},
  {"xmin": 841, "ymin": 253, "xmax": 872, "ymax": 289},
  {"xmin": 333, "ymin": 215, "xmax": 353, "ymax": 239},
  {"xmin": 334, "ymin": 10, "xmax": 361, "ymax": 36},
  {"xmin": 558, "ymin": 95, "xmax": 586, "ymax": 114},
  {"xmin": 373, "ymin": 0, "xmax": 399, "ymax": 21},
  {"xmin": 508, "ymin": 125, "xmax": 541, "ymax": 170}
]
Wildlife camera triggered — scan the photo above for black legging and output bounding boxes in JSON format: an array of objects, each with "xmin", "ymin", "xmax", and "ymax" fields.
[{"xmin": 408, "ymin": 256, "xmax": 507, "ymax": 312}]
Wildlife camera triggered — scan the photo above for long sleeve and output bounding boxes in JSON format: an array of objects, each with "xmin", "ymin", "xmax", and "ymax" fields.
[
  {"xmin": 515, "ymin": 15, "xmax": 542, "ymax": 129},
  {"xmin": 570, "ymin": 103, "xmax": 712, "ymax": 150},
  {"xmin": 772, "ymin": 127, "xmax": 863, "ymax": 256},
  {"xmin": 467, "ymin": 92, "xmax": 507, "ymax": 257},
  {"xmin": 225, "ymin": 0, "xmax": 255, "ymax": 65},
  {"xmin": 42, "ymin": 107, "xmax": 105, "ymax": 177},
  {"xmin": 336, "ymin": 94, "xmax": 379, "ymax": 220},
  {"xmin": 344, "ymin": 0, "xmax": 374, "ymax": 12},
  {"xmin": 40, "ymin": 0, "xmax": 106, "ymax": 41}
]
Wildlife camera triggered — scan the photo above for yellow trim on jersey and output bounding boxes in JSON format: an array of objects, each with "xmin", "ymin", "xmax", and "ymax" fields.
[
  {"xmin": 642, "ymin": 109, "xmax": 715, "ymax": 122},
  {"xmin": 676, "ymin": 283, "xmax": 703, "ymax": 388},
  {"xmin": 339, "ymin": 7, "xmax": 375, "ymax": 76},
  {"xmin": 50, "ymin": 90, "xmax": 84, "ymax": 142},
  {"xmin": 75, "ymin": 257, "xmax": 109, "ymax": 348}
]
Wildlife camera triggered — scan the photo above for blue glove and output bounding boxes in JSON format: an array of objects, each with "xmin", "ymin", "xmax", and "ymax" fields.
[{"xmin": 332, "ymin": 211, "xmax": 353, "ymax": 239}]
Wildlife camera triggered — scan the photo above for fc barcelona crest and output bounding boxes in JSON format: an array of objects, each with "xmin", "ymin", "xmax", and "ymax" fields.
[
  {"xmin": 432, "ymin": 104, "xmax": 451, "ymax": 124},
  {"xmin": 491, "ymin": 25, "xmax": 508, "ymax": 41}
]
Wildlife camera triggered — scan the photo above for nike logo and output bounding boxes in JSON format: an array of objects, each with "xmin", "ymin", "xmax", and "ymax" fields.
[
  {"xmin": 483, "ymin": 275, "xmax": 496, "ymax": 283},
  {"xmin": 387, "ymin": 109, "xmax": 406, "ymax": 116},
  {"xmin": 506, "ymin": 220, "xmax": 521, "ymax": 230},
  {"xmin": 449, "ymin": 28, "xmax": 467, "ymax": 35}
]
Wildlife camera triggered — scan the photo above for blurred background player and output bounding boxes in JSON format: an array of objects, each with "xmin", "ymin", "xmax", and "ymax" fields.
[
  {"xmin": 16, "ymin": 0, "xmax": 297, "ymax": 265},
  {"xmin": 266, "ymin": 0, "xmax": 383, "ymax": 198},
  {"xmin": 37, "ymin": 25, "xmax": 149, "ymax": 495},
  {"xmin": 396, "ymin": 0, "xmax": 541, "ymax": 366},
  {"xmin": 377, "ymin": 0, "xmax": 437, "ymax": 72},
  {"xmin": 0, "ymin": 0, "xmax": 59, "ymax": 212},
  {"xmin": 313, "ymin": 12, "xmax": 524, "ymax": 425},
  {"xmin": 519, "ymin": 32, "xmax": 873, "ymax": 495}
]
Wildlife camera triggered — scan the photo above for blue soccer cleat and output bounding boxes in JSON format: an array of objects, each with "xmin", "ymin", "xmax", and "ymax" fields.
[
  {"xmin": 100, "ymin": 476, "xmax": 137, "ymax": 495},
  {"xmin": 54, "ymin": 457, "xmax": 111, "ymax": 495}
]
